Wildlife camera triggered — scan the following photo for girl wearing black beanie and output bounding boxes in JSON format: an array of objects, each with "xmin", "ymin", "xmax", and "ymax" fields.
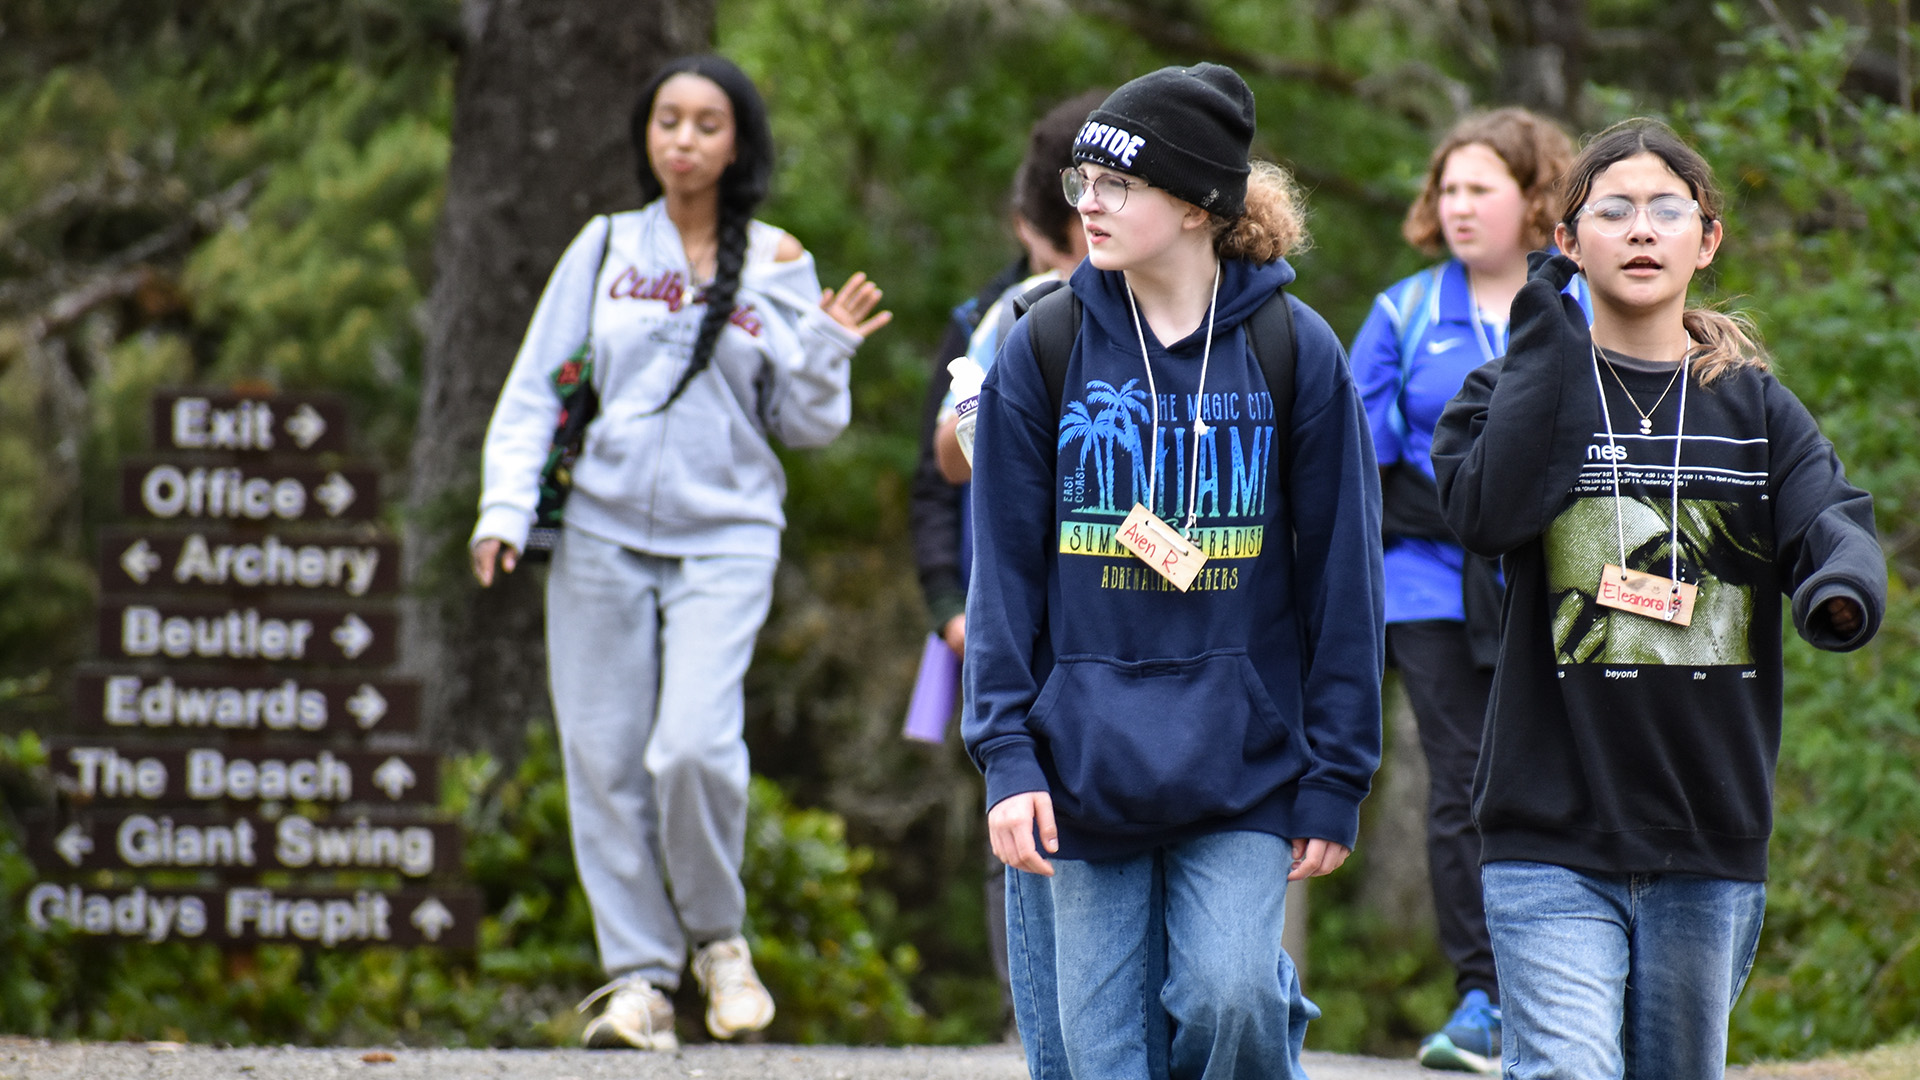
[{"xmin": 965, "ymin": 63, "xmax": 1384, "ymax": 1079}]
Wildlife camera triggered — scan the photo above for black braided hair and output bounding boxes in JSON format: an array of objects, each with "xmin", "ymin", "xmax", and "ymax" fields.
[{"xmin": 630, "ymin": 55, "xmax": 776, "ymax": 410}]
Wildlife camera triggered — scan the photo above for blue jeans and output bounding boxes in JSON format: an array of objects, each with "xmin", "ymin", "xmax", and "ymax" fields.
[
  {"xmin": 1483, "ymin": 861, "xmax": 1766, "ymax": 1080},
  {"xmin": 1014, "ymin": 831, "xmax": 1317, "ymax": 1080}
]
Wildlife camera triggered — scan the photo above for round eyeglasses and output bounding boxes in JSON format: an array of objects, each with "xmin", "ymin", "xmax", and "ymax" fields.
[
  {"xmin": 1061, "ymin": 167, "xmax": 1144, "ymax": 213},
  {"xmin": 1576, "ymin": 195, "xmax": 1703, "ymax": 238}
]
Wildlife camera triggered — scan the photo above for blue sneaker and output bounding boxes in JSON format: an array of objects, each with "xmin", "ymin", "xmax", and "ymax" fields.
[{"xmin": 1417, "ymin": 989, "xmax": 1501, "ymax": 1074}]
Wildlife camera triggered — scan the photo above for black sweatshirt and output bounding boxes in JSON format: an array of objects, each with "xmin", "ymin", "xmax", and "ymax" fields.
[
  {"xmin": 1432, "ymin": 257, "xmax": 1886, "ymax": 881},
  {"xmin": 909, "ymin": 258, "xmax": 1029, "ymax": 632}
]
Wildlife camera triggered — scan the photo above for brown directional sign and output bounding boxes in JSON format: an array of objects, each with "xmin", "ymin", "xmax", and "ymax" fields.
[
  {"xmin": 121, "ymin": 460, "xmax": 380, "ymax": 522},
  {"xmin": 20, "ymin": 881, "xmax": 477, "ymax": 949},
  {"xmin": 99, "ymin": 528, "xmax": 399, "ymax": 598},
  {"xmin": 98, "ymin": 599, "xmax": 396, "ymax": 666},
  {"xmin": 72, "ymin": 671, "xmax": 419, "ymax": 736},
  {"xmin": 24, "ymin": 809, "xmax": 461, "ymax": 879},
  {"xmin": 45, "ymin": 741, "xmax": 438, "ymax": 806},
  {"xmin": 151, "ymin": 392, "xmax": 350, "ymax": 455}
]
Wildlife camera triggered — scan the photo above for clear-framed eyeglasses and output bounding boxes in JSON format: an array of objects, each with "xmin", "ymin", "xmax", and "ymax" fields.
[
  {"xmin": 1061, "ymin": 167, "xmax": 1145, "ymax": 213},
  {"xmin": 1576, "ymin": 194, "xmax": 1703, "ymax": 238}
]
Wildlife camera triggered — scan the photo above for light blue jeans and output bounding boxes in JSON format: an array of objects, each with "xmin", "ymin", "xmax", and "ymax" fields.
[
  {"xmin": 1483, "ymin": 860, "xmax": 1767, "ymax": 1080},
  {"xmin": 546, "ymin": 528, "xmax": 776, "ymax": 986},
  {"xmin": 1014, "ymin": 831, "xmax": 1317, "ymax": 1080}
]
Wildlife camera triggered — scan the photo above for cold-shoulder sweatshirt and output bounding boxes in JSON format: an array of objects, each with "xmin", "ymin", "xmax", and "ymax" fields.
[
  {"xmin": 1431, "ymin": 260, "xmax": 1886, "ymax": 880},
  {"xmin": 473, "ymin": 202, "xmax": 862, "ymax": 559},
  {"xmin": 962, "ymin": 257, "xmax": 1385, "ymax": 861}
]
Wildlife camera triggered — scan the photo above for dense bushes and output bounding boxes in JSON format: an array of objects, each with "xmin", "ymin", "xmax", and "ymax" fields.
[{"xmin": 0, "ymin": 721, "xmax": 933, "ymax": 1046}]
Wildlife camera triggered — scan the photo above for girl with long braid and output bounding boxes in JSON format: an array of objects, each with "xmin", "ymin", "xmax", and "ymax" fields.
[{"xmin": 470, "ymin": 54, "xmax": 889, "ymax": 1050}]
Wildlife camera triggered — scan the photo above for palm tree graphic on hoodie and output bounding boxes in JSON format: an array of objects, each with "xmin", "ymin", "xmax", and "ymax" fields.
[{"xmin": 1059, "ymin": 379, "xmax": 1151, "ymax": 513}]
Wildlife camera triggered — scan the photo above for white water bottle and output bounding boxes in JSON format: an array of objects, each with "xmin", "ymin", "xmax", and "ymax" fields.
[{"xmin": 947, "ymin": 355, "xmax": 986, "ymax": 466}]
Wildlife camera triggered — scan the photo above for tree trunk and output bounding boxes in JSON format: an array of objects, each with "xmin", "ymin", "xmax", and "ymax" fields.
[
  {"xmin": 1491, "ymin": 0, "xmax": 1588, "ymax": 122},
  {"xmin": 403, "ymin": 0, "xmax": 715, "ymax": 756},
  {"xmin": 1358, "ymin": 675, "xmax": 1434, "ymax": 930}
]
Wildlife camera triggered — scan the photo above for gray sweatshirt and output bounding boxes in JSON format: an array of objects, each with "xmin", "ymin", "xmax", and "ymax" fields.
[{"xmin": 473, "ymin": 202, "xmax": 861, "ymax": 558}]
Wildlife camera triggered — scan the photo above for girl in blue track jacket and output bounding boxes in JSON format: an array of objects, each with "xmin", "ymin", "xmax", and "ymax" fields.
[{"xmin": 1349, "ymin": 107, "xmax": 1583, "ymax": 1074}]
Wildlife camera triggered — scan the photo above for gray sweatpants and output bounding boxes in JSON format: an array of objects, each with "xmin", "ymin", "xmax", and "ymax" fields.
[{"xmin": 545, "ymin": 528, "xmax": 776, "ymax": 987}]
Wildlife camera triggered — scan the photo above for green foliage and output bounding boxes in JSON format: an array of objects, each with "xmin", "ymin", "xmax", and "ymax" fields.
[
  {"xmin": 1302, "ymin": 14, "xmax": 1920, "ymax": 1061},
  {"xmin": 742, "ymin": 777, "xmax": 933, "ymax": 1044},
  {"xmin": 0, "ymin": 721, "xmax": 931, "ymax": 1045},
  {"xmin": 719, "ymin": 0, "xmax": 1434, "ymax": 554},
  {"xmin": 181, "ymin": 67, "xmax": 450, "ymax": 466},
  {"xmin": 0, "ymin": 3, "xmax": 454, "ymax": 688},
  {"xmin": 1666, "ymin": 15, "xmax": 1920, "ymax": 1057},
  {"xmin": 1301, "ymin": 872, "xmax": 1456, "ymax": 1054}
]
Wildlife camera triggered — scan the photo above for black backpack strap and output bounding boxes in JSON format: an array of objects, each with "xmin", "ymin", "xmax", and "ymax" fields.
[
  {"xmin": 1242, "ymin": 288, "xmax": 1296, "ymax": 487},
  {"xmin": 1012, "ymin": 280, "xmax": 1079, "ymax": 416},
  {"xmin": 1017, "ymin": 281, "xmax": 1291, "ymax": 490}
]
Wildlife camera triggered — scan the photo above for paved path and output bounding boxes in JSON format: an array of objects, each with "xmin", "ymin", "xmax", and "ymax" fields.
[
  {"xmin": 0, "ymin": 1039, "xmax": 1433, "ymax": 1079},
  {"xmin": 0, "ymin": 1038, "xmax": 1821, "ymax": 1079}
]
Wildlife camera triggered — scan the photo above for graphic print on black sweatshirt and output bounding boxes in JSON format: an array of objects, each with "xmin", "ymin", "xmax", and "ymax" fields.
[
  {"xmin": 1055, "ymin": 379, "xmax": 1275, "ymax": 593},
  {"xmin": 1546, "ymin": 428, "xmax": 1774, "ymax": 667}
]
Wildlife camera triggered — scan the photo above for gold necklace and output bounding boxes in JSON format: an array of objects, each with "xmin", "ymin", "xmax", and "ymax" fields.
[{"xmin": 1600, "ymin": 347, "xmax": 1686, "ymax": 435}]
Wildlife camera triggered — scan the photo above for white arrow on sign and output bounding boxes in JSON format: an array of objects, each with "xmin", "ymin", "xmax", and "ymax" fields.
[
  {"xmin": 331, "ymin": 613, "xmax": 374, "ymax": 659},
  {"xmin": 371, "ymin": 757, "xmax": 417, "ymax": 800},
  {"xmin": 285, "ymin": 404, "xmax": 328, "ymax": 449},
  {"xmin": 346, "ymin": 684, "xmax": 389, "ymax": 730},
  {"xmin": 119, "ymin": 539, "xmax": 162, "ymax": 584},
  {"xmin": 55, "ymin": 824, "xmax": 94, "ymax": 867},
  {"xmin": 410, "ymin": 898, "xmax": 455, "ymax": 942},
  {"xmin": 314, "ymin": 472, "xmax": 357, "ymax": 517}
]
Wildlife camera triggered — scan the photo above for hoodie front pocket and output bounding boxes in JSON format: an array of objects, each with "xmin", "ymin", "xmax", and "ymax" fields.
[{"xmin": 1030, "ymin": 650, "xmax": 1304, "ymax": 830}]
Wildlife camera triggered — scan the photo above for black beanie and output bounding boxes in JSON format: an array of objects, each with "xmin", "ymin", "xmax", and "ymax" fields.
[{"xmin": 1072, "ymin": 63, "xmax": 1255, "ymax": 218}]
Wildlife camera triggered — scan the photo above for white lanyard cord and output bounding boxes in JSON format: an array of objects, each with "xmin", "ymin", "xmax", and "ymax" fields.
[
  {"xmin": 1590, "ymin": 344, "xmax": 1688, "ymax": 590},
  {"xmin": 1124, "ymin": 264, "xmax": 1220, "ymax": 536},
  {"xmin": 1470, "ymin": 307, "xmax": 1504, "ymax": 364}
]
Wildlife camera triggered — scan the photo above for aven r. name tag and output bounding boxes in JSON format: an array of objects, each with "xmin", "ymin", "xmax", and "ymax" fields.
[
  {"xmin": 1596, "ymin": 563, "xmax": 1697, "ymax": 626},
  {"xmin": 1116, "ymin": 503, "xmax": 1208, "ymax": 592}
]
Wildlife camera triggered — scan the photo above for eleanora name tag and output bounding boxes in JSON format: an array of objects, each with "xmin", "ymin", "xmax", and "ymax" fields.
[
  {"xmin": 1116, "ymin": 503, "xmax": 1208, "ymax": 592},
  {"xmin": 1596, "ymin": 563, "xmax": 1698, "ymax": 626}
]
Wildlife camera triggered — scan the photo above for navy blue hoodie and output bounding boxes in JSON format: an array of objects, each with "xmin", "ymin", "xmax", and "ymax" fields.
[{"xmin": 962, "ymin": 257, "xmax": 1385, "ymax": 860}]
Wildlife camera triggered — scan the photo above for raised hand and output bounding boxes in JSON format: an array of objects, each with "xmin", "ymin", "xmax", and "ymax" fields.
[
  {"xmin": 821, "ymin": 271, "xmax": 893, "ymax": 339},
  {"xmin": 1509, "ymin": 251, "xmax": 1592, "ymax": 369}
]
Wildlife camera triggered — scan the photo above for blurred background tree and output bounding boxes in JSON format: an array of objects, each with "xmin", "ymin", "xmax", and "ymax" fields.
[{"xmin": 0, "ymin": 0, "xmax": 1916, "ymax": 1059}]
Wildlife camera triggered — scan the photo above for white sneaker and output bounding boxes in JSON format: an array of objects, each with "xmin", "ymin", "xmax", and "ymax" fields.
[
  {"xmin": 577, "ymin": 975, "xmax": 678, "ymax": 1050},
  {"xmin": 691, "ymin": 936, "xmax": 776, "ymax": 1039}
]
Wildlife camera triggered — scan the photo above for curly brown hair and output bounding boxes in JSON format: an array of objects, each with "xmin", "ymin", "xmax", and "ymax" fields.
[
  {"xmin": 1214, "ymin": 161, "xmax": 1310, "ymax": 263},
  {"xmin": 1402, "ymin": 107, "xmax": 1574, "ymax": 257}
]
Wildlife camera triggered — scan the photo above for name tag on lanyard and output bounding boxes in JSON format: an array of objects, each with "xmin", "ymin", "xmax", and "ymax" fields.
[
  {"xmin": 1116, "ymin": 503, "xmax": 1208, "ymax": 592},
  {"xmin": 1596, "ymin": 563, "xmax": 1698, "ymax": 626}
]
